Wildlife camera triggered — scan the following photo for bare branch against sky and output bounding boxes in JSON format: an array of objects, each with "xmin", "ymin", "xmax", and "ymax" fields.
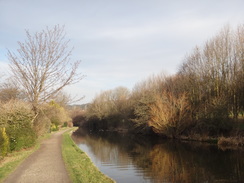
[
  {"xmin": 8, "ymin": 25, "xmax": 84, "ymax": 108},
  {"xmin": 0, "ymin": 0, "xmax": 243, "ymax": 104}
]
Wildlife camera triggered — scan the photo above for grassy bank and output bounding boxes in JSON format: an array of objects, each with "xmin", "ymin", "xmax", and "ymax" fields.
[
  {"xmin": 0, "ymin": 131, "xmax": 52, "ymax": 183},
  {"xmin": 62, "ymin": 128, "xmax": 114, "ymax": 183},
  {"xmin": 0, "ymin": 146, "xmax": 38, "ymax": 182}
]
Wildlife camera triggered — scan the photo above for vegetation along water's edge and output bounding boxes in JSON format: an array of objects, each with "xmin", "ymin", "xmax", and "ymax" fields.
[
  {"xmin": 74, "ymin": 24, "xmax": 244, "ymax": 147},
  {"xmin": 62, "ymin": 128, "xmax": 115, "ymax": 183}
]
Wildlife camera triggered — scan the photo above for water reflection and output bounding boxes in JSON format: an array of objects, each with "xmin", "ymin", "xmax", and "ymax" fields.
[{"xmin": 72, "ymin": 129, "xmax": 244, "ymax": 183}]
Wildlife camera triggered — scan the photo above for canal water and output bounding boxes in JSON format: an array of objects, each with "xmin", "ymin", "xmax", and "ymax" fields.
[{"xmin": 72, "ymin": 130, "xmax": 244, "ymax": 183}]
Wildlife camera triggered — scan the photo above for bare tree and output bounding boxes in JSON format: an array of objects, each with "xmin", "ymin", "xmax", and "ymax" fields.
[
  {"xmin": 0, "ymin": 81, "xmax": 23, "ymax": 102},
  {"xmin": 149, "ymin": 91, "xmax": 191, "ymax": 138},
  {"xmin": 7, "ymin": 25, "xmax": 84, "ymax": 112},
  {"xmin": 178, "ymin": 24, "xmax": 244, "ymax": 120}
]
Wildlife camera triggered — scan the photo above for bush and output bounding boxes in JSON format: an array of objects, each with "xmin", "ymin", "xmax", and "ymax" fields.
[
  {"xmin": 62, "ymin": 122, "xmax": 68, "ymax": 127},
  {"xmin": 33, "ymin": 110, "xmax": 51, "ymax": 136},
  {"xmin": 0, "ymin": 127, "xmax": 9, "ymax": 157},
  {"xmin": 0, "ymin": 100, "xmax": 37, "ymax": 153},
  {"xmin": 6, "ymin": 127, "xmax": 36, "ymax": 151},
  {"xmin": 33, "ymin": 101, "xmax": 70, "ymax": 135},
  {"xmin": 195, "ymin": 96, "xmax": 232, "ymax": 135},
  {"xmin": 51, "ymin": 123, "xmax": 59, "ymax": 131},
  {"xmin": 149, "ymin": 92, "xmax": 192, "ymax": 138}
]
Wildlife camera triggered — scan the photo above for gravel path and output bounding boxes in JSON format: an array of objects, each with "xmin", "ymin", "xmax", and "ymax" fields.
[{"xmin": 4, "ymin": 130, "xmax": 71, "ymax": 183}]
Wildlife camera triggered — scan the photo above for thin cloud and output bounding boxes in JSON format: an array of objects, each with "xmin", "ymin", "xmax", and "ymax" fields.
[{"xmin": 0, "ymin": 0, "xmax": 243, "ymax": 104}]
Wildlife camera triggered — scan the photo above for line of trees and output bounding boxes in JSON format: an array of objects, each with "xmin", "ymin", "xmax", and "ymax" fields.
[{"xmin": 84, "ymin": 24, "xmax": 244, "ymax": 138}]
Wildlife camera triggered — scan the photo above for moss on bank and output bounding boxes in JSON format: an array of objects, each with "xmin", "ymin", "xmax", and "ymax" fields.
[{"xmin": 62, "ymin": 128, "xmax": 115, "ymax": 183}]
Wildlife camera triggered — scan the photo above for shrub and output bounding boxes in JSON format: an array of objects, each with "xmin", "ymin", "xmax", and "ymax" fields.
[
  {"xmin": 51, "ymin": 123, "xmax": 59, "ymax": 131},
  {"xmin": 6, "ymin": 127, "xmax": 36, "ymax": 151},
  {"xmin": 62, "ymin": 122, "xmax": 68, "ymax": 127},
  {"xmin": 0, "ymin": 100, "xmax": 37, "ymax": 152},
  {"xmin": 149, "ymin": 92, "xmax": 192, "ymax": 138},
  {"xmin": 42, "ymin": 101, "xmax": 71, "ymax": 130},
  {"xmin": 33, "ymin": 110, "xmax": 51, "ymax": 136},
  {"xmin": 33, "ymin": 101, "xmax": 70, "ymax": 135},
  {"xmin": 0, "ymin": 127, "xmax": 9, "ymax": 157},
  {"xmin": 195, "ymin": 96, "xmax": 232, "ymax": 135}
]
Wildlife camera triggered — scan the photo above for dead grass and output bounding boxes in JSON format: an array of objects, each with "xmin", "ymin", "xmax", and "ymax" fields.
[
  {"xmin": 180, "ymin": 133, "xmax": 218, "ymax": 144},
  {"xmin": 218, "ymin": 136, "xmax": 244, "ymax": 147}
]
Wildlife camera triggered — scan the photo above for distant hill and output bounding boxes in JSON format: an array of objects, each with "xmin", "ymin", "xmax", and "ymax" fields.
[{"xmin": 68, "ymin": 103, "xmax": 90, "ymax": 110}]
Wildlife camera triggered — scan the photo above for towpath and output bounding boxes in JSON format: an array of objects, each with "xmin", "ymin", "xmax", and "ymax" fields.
[{"xmin": 4, "ymin": 130, "xmax": 71, "ymax": 183}]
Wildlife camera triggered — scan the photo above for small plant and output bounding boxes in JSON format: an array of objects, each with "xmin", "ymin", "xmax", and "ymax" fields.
[
  {"xmin": 51, "ymin": 124, "xmax": 59, "ymax": 131},
  {"xmin": 0, "ymin": 127, "xmax": 10, "ymax": 157},
  {"xmin": 62, "ymin": 122, "xmax": 68, "ymax": 127}
]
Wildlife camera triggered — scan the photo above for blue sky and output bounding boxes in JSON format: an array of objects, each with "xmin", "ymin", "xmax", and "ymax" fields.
[{"xmin": 0, "ymin": 0, "xmax": 243, "ymax": 104}]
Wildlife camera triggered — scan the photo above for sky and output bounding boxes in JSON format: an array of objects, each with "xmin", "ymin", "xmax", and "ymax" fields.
[{"xmin": 0, "ymin": 0, "xmax": 243, "ymax": 104}]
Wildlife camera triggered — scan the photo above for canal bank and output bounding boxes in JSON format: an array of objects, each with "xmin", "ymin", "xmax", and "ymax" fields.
[{"xmin": 62, "ymin": 129, "xmax": 115, "ymax": 183}]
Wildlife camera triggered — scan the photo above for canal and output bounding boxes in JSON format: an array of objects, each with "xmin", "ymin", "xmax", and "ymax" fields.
[{"xmin": 72, "ymin": 129, "xmax": 244, "ymax": 183}]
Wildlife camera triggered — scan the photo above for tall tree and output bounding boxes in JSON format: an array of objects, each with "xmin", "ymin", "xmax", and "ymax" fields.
[
  {"xmin": 8, "ymin": 25, "xmax": 84, "ymax": 112},
  {"xmin": 178, "ymin": 24, "xmax": 244, "ymax": 120}
]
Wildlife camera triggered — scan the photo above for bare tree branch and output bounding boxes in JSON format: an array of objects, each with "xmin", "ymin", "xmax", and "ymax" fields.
[{"xmin": 8, "ymin": 25, "xmax": 84, "ymax": 111}]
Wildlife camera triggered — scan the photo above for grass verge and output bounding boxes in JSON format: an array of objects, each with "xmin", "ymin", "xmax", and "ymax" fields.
[
  {"xmin": 0, "ymin": 131, "xmax": 53, "ymax": 182},
  {"xmin": 62, "ymin": 128, "xmax": 114, "ymax": 183},
  {"xmin": 0, "ymin": 141, "xmax": 42, "ymax": 182},
  {"xmin": 0, "ymin": 147, "xmax": 38, "ymax": 182}
]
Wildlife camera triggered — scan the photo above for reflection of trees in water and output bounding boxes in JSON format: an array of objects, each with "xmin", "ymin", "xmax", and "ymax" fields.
[
  {"xmin": 147, "ymin": 142, "xmax": 244, "ymax": 183},
  {"xmin": 73, "ymin": 130, "xmax": 133, "ymax": 166},
  {"xmin": 147, "ymin": 143, "xmax": 210, "ymax": 183},
  {"xmin": 73, "ymin": 129, "xmax": 244, "ymax": 183}
]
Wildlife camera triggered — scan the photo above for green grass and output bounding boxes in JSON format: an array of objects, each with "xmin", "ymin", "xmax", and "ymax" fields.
[
  {"xmin": 0, "ymin": 130, "xmax": 54, "ymax": 182},
  {"xmin": 0, "ymin": 143, "xmax": 39, "ymax": 182},
  {"xmin": 62, "ymin": 128, "xmax": 115, "ymax": 183}
]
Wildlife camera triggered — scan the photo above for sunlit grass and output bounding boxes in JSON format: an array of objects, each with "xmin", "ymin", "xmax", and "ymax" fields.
[
  {"xmin": 0, "ymin": 143, "xmax": 39, "ymax": 182},
  {"xmin": 62, "ymin": 128, "xmax": 115, "ymax": 183},
  {"xmin": 0, "ymin": 130, "xmax": 54, "ymax": 182}
]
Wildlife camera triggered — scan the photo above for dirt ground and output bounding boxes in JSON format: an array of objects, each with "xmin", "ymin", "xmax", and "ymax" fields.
[{"xmin": 4, "ymin": 130, "xmax": 71, "ymax": 183}]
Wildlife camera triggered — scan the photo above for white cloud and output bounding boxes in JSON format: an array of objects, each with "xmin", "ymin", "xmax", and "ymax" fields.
[{"xmin": 1, "ymin": 0, "xmax": 244, "ymax": 104}]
